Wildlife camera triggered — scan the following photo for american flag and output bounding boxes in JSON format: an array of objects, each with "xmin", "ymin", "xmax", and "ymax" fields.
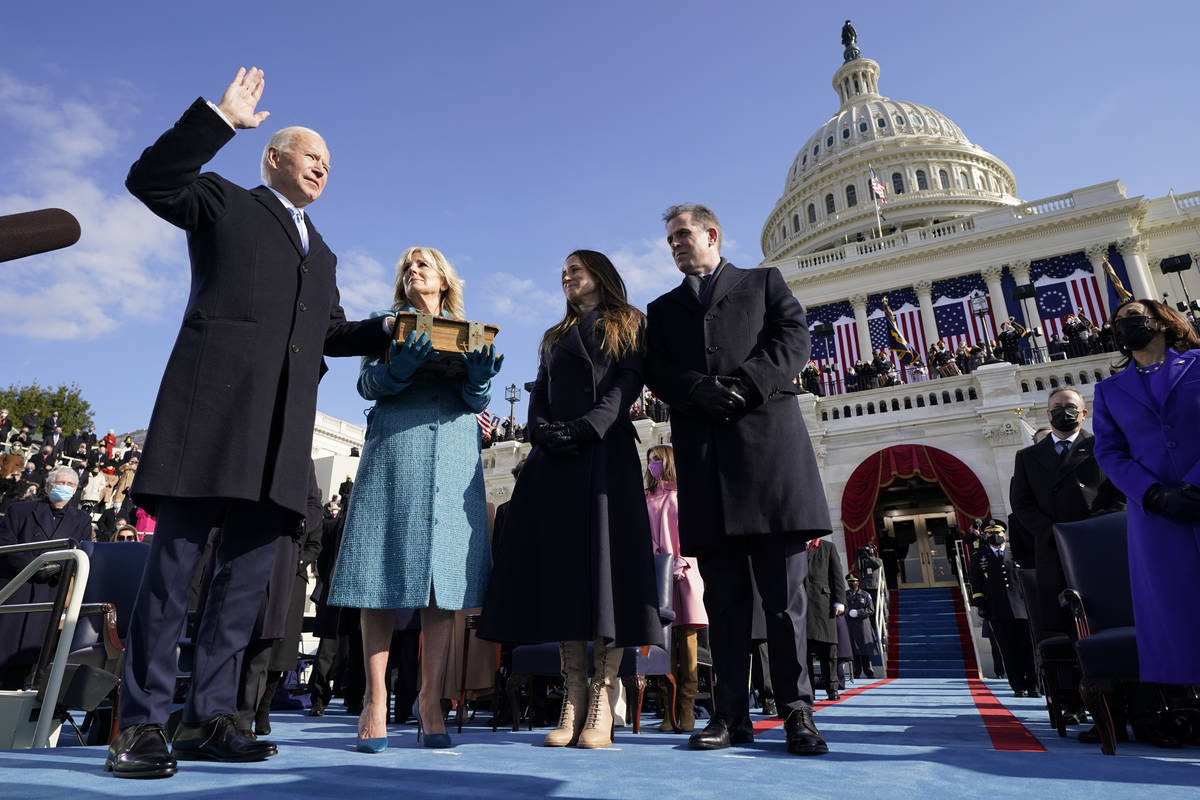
[
  {"xmin": 1032, "ymin": 252, "xmax": 1107, "ymax": 338},
  {"xmin": 807, "ymin": 300, "xmax": 858, "ymax": 395},
  {"xmin": 869, "ymin": 167, "xmax": 887, "ymax": 204},
  {"xmin": 931, "ymin": 274, "xmax": 998, "ymax": 352},
  {"xmin": 868, "ymin": 289, "xmax": 927, "ymax": 378},
  {"xmin": 476, "ymin": 409, "xmax": 495, "ymax": 434}
]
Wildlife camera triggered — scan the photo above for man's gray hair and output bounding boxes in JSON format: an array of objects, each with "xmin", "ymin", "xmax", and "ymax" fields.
[
  {"xmin": 47, "ymin": 466, "xmax": 78, "ymax": 486},
  {"xmin": 1047, "ymin": 386, "xmax": 1084, "ymax": 406},
  {"xmin": 261, "ymin": 126, "xmax": 324, "ymax": 184},
  {"xmin": 662, "ymin": 203, "xmax": 722, "ymax": 243}
]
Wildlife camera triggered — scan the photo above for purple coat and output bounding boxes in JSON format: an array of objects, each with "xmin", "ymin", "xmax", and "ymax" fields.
[{"xmin": 1092, "ymin": 348, "xmax": 1200, "ymax": 685}]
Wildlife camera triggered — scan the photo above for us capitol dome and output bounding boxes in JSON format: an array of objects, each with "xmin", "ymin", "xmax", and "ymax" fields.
[{"xmin": 762, "ymin": 23, "xmax": 1020, "ymax": 260}]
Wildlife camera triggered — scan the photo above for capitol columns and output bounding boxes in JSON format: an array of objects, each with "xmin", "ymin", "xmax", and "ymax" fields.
[
  {"xmin": 980, "ymin": 264, "xmax": 1009, "ymax": 330},
  {"xmin": 1084, "ymin": 244, "xmax": 1112, "ymax": 320},
  {"xmin": 850, "ymin": 292, "xmax": 872, "ymax": 360},
  {"xmin": 1007, "ymin": 258, "xmax": 1044, "ymax": 335},
  {"xmin": 1117, "ymin": 235, "xmax": 1157, "ymax": 301},
  {"xmin": 914, "ymin": 279, "xmax": 939, "ymax": 350}
]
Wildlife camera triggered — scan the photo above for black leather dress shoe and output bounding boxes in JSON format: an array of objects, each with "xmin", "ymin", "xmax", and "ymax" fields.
[
  {"xmin": 105, "ymin": 723, "xmax": 177, "ymax": 779},
  {"xmin": 173, "ymin": 714, "xmax": 277, "ymax": 762},
  {"xmin": 309, "ymin": 700, "xmax": 325, "ymax": 717},
  {"xmin": 784, "ymin": 707, "xmax": 829, "ymax": 756},
  {"xmin": 687, "ymin": 714, "xmax": 754, "ymax": 750}
]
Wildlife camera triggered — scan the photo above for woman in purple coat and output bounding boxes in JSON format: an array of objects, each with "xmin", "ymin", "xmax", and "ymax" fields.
[{"xmin": 1091, "ymin": 298, "xmax": 1200, "ymax": 686}]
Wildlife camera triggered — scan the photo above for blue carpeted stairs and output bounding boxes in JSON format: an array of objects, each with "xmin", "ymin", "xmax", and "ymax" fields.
[{"xmin": 892, "ymin": 587, "xmax": 969, "ymax": 678}]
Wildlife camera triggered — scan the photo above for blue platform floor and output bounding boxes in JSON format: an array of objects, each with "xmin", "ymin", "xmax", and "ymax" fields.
[{"xmin": 0, "ymin": 678, "xmax": 1196, "ymax": 799}]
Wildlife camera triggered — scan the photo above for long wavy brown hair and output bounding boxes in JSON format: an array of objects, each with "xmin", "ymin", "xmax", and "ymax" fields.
[
  {"xmin": 644, "ymin": 444, "xmax": 677, "ymax": 494},
  {"xmin": 540, "ymin": 249, "xmax": 644, "ymax": 361},
  {"xmin": 1109, "ymin": 297, "xmax": 1200, "ymax": 368}
]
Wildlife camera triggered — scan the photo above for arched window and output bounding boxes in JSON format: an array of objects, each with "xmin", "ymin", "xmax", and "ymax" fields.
[
  {"xmin": 825, "ymin": 193, "xmax": 835, "ymax": 214},
  {"xmin": 939, "ymin": 169, "xmax": 949, "ymax": 189},
  {"xmin": 959, "ymin": 171, "xmax": 969, "ymax": 189},
  {"xmin": 807, "ymin": 204, "xmax": 816, "ymax": 224},
  {"xmin": 916, "ymin": 170, "xmax": 928, "ymax": 190},
  {"xmin": 826, "ymin": 135, "xmax": 834, "ymax": 148},
  {"xmin": 859, "ymin": 121, "xmax": 868, "ymax": 133},
  {"xmin": 892, "ymin": 172, "xmax": 905, "ymax": 194},
  {"xmin": 846, "ymin": 184, "xmax": 858, "ymax": 207},
  {"xmin": 793, "ymin": 213, "xmax": 800, "ymax": 230}
]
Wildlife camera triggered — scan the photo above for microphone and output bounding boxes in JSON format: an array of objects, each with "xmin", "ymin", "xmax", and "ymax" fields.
[{"xmin": 0, "ymin": 208, "xmax": 82, "ymax": 263}]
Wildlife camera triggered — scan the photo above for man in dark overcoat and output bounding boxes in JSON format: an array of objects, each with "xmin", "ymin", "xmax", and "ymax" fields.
[
  {"xmin": 804, "ymin": 538, "xmax": 846, "ymax": 701},
  {"xmin": 968, "ymin": 520, "xmax": 1037, "ymax": 696},
  {"xmin": 844, "ymin": 575, "xmax": 877, "ymax": 678},
  {"xmin": 0, "ymin": 467, "xmax": 91, "ymax": 689},
  {"xmin": 645, "ymin": 203, "xmax": 832, "ymax": 756},
  {"xmin": 107, "ymin": 68, "xmax": 391, "ymax": 779},
  {"xmin": 1009, "ymin": 387, "xmax": 1124, "ymax": 633}
]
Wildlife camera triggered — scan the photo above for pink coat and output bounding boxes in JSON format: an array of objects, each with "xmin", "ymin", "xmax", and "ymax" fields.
[{"xmin": 646, "ymin": 484, "xmax": 707, "ymax": 627}]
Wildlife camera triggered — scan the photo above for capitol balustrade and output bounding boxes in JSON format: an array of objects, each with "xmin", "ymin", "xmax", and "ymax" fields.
[
  {"xmin": 1173, "ymin": 190, "xmax": 1200, "ymax": 212},
  {"xmin": 812, "ymin": 352, "xmax": 1118, "ymax": 426}
]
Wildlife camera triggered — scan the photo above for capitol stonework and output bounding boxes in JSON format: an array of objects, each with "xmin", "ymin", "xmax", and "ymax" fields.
[{"xmin": 314, "ymin": 25, "xmax": 1200, "ymax": 599}]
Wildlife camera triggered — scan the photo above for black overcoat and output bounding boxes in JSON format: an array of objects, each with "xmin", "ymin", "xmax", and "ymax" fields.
[
  {"xmin": 804, "ymin": 540, "xmax": 846, "ymax": 645},
  {"xmin": 0, "ymin": 499, "xmax": 91, "ymax": 684},
  {"xmin": 1009, "ymin": 431, "xmax": 1124, "ymax": 629},
  {"xmin": 479, "ymin": 311, "xmax": 660, "ymax": 647},
  {"xmin": 845, "ymin": 588, "xmax": 877, "ymax": 656},
  {"xmin": 645, "ymin": 262, "xmax": 832, "ymax": 555},
  {"xmin": 126, "ymin": 99, "xmax": 388, "ymax": 518},
  {"xmin": 969, "ymin": 546, "xmax": 1027, "ymax": 621}
]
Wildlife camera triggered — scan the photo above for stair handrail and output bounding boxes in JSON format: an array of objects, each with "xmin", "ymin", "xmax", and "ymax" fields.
[
  {"xmin": 871, "ymin": 582, "xmax": 888, "ymax": 675},
  {"xmin": 951, "ymin": 541, "xmax": 985, "ymax": 679}
]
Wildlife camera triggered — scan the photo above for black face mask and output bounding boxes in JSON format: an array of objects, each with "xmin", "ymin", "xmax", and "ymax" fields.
[
  {"xmin": 1113, "ymin": 315, "xmax": 1158, "ymax": 351},
  {"xmin": 986, "ymin": 533, "xmax": 1006, "ymax": 547},
  {"xmin": 1049, "ymin": 406, "xmax": 1080, "ymax": 433}
]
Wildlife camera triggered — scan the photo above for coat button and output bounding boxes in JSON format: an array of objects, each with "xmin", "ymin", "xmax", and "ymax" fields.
[
  {"xmin": 705, "ymin": 314, "xmax": 717, "ymax": 321},
  {"xmin": 1166, "ymin": 441, "xmax": 1176, "ymax": 448},
  {"xmin": 706, "ymin": 345, "xmax": 719, "ymax": 353},
  {"xmin": 1163, "ymin": 424, "xmax": 1172, "ymax": 432},
  {"xmin": 301, "ymin": 264, "xmax": 310, "ymax": 273},
  {"xmin": 298, "ymin": 302, "xmax": 307, "ymax": 312},
  {"xmin": 290, "ymin": 344, "xmax": 301, "ymax": 353},
  {"xmin": 428, "ymin": 424, "xmax": 436, "ymax": 431}
]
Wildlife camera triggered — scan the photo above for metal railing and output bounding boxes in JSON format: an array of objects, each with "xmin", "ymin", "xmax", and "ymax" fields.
[{"xmin": 951, "ymin": 540, "xmax": 985, "ymax": 679}]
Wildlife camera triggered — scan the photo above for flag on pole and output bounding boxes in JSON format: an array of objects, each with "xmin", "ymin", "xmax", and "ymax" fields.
[
  {"xmin": 1101, "ymin": 257, "xmax": 1134, "ymax": 304},
  {"xmin": 869, "ymin": 167, "xmax": 887, "ymax": 204},
  {"xmin": 881, "ymin": 297, "xmax": 919, "ymax": 365},
  {"xmin": 476, "ymin": 409, "xmax": 494, "ymax": 434}
]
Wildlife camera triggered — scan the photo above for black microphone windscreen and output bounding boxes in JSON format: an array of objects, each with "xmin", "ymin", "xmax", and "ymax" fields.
[{"xmin": 0, "ymin": 208, "xmax": 82, "ymax": 263}]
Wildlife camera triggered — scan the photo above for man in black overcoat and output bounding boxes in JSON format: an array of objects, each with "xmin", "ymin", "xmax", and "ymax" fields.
[
  {"xmin": 968, "ymin": 520, "xmax": 1037, "ymax": 696},
  {"xmin": 1009, "ymin": 387, "xmax": 1124, "ymax": 634},
  {"xmin": 106, "ymin": 68, "xmax": 391, "ymax": 779},
  {"xmin": 0, "ymin": 467, "xmax": 91, "ymax": 689},
  {"xmin": 645, "ymin": 203, "xmax": 832, "ymax": 756},
  {"xmin": 804, "ymin": 538, "xmax": 846, "ymax": 701}
]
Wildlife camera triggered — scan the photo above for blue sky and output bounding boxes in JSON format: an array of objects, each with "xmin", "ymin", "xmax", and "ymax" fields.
[{"xmin": 3, "ymin": 0, "xmax": 1198, "ymax": 434}]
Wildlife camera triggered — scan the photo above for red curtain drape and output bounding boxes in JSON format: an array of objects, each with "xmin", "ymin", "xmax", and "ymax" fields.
[{"xmin": 841, "ymin": 444, "xmax": 991, "ymax": 567}]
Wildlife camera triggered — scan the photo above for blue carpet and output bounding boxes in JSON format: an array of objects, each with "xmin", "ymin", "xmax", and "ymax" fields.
[
  {"xmin": 893, "ymin": 588, "xmax": 970, "ymax": 678},
  {"xmin": 0, "ymin": 679, "xmax": 1195, "ymax": 799}
]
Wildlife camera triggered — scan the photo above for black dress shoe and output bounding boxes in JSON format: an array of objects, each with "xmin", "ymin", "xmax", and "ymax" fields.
[
  {"xmin": 826, "ymin": 689, "xmax": 841, "ymax": 701},
  {"xmin": 761, "ymin": 698, "xmax": 778, "ymax": 717},
  {"xmin": 687, "ymin": 714, "xmax": 754, "ymax": 750},
  {"xmin": 309, "ymin": 700, "xmax": 326, "ymax": 717},
  {"xmin": 784, "ymin": 707, "xmax": 828, "ymax": 756},
  {"xmin": 1026, "ymin": 688, "xmax": 1042, "ymax": 698},
  {"xmin": 173, "ymin": 714, "xmax": 278, "ymax": 762},
  {"xmin": 105, "ymin": 724, "xmax": 177, "ymax": 779},
  {"xmin": 1078, "ymin": 723, "xmax": 1129, "ymax": 744}
]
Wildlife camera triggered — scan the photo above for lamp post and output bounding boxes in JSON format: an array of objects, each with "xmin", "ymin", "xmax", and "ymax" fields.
[
  {"xmin": 969, "ymin": 292, "xmax": 1004, "ymax": 365},
  {"xmin": 504, "ymin": 383, "xmax": 521, "ymax": 440}
]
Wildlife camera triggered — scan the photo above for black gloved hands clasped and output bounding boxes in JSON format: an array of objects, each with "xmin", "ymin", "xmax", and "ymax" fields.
[
  {"xmin": 1143, "ymin": 482, "xmax": 1200, "ymax": 524},
  {"xmin": 690, "ymin": 375, "xmax": 748, "ymax": 421}
]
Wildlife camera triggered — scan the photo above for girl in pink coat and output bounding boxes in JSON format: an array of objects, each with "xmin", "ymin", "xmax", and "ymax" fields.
[{"xmin": 645, "ymin": 444, "xmax": 707, "ymax": 731}]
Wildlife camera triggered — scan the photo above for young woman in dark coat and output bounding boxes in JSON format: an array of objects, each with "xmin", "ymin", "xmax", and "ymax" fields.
[{"xmin": 479, "ymin": 250, "xmax": 660, "ymax": 749}]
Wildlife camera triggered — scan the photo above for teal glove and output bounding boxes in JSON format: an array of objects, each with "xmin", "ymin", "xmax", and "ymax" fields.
[
  {"xmin": 462, "ymin": 344, "xmax": 504, "ymax": 385},
  {"xmin": 388, "ymin": 331, "xmax": 434, "ymax": 383}
]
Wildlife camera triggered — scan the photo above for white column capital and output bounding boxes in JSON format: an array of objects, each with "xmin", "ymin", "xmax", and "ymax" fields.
[
  {"xmin": 1117, "ymin": 235, "xmax": 1146, "ymax": 256},
  {"xmin": 914, "ymin": 279, "xmax": 933, "ymax": 296},
  {"xmin": 1084, "ymin": 244, "xmax": 1109, "ymax": 265},
  {"xmin": 849, "ymin": 293, "xmax": 868, "ymax": 309},
  {"xmin": 981, "ymin": 264, "xmax": 1005, "ymax": 282}
]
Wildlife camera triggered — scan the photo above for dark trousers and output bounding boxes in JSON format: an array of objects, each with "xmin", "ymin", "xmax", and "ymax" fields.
[
  {"xmin": 749, "ymin": 640, "xmax": 774, "ymax": 710},
  {"xmin": 307, "ymin": 635, "xmax": 342, "ymax": 707},
  {"xmin": 991, "ymin": 617, "xmax": 1036, "ymax": 693},
  {"xmin": 697, "ymin": 535, "xmax": 812, "ymax": 717},
  {"xmin": 807, "ymin": 641, "xmax": 836, "ymax": 694},
  {"xmin": 118, "ymin": 497, "xmax": 286, "ymax": 727},
  {"xmin": 236, "ymin": 637, "xmax": 275, "ymax": 732}
]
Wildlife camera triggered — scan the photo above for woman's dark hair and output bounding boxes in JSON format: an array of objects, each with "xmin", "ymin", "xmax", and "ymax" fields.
[
  {"xmin": 1108, "ymin": 297, "xmax": 1200, "ymax": 368},
  {"xmin": 540, "ymin": 249, "xmax": 644, "ymax": 361}
]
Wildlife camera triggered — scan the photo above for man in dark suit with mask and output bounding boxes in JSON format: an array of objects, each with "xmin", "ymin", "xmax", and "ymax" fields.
[
  {"xmin": 645, "ymin": 203, "xmax": 831, "ymax": 757},
  {"xmin": 106, "ymin": 67, "xmax": 392, "ymax": 779},
  {"xmin": 1009, "ymin": 387, "xmax": 1124, "ymax": 633}
]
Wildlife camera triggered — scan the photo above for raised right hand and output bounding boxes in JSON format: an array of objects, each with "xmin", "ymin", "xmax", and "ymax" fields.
[
  {"xmin": 216, "ymin": 67, "xmax": 270, "ymax": 129},
  {"xmin": 387, "ymin": 331, "xmax": 434, "ymax": 383}
]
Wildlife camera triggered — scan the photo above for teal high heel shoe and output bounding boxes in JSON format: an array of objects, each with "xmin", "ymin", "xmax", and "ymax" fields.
[
  {"xmin": 356, "ymin": 707, "xmax": 389, "ymax": 753},
  {"xmin": 414, "ymin": 699, "xmax": 452, "ymax": 749}
]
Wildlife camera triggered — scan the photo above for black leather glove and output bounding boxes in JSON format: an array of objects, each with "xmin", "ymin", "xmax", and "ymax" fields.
[
  {"xmin": 974, "ymin": 604, "xmax": 990, "ymax": 620},
  {"xmin": 689, "ymin": 376, "xmax": 746, "ymax": 420},
  {"xmin": 533, "ymin": 422, "xmax": 578, "ymax": 455},
  {"xmin": 31, "ymin": 563, "xmax": 63, "ymax": 584},
  {"xmin": 1143, "ymin": 482, "xmax": 1200, "ymax": 523},
  {"xmin": 561, "ymin": 419, "xmax": 597, "ymax": 444}
]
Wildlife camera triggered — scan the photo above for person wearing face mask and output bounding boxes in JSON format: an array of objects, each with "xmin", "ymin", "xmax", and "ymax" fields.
[
  {"xmin": 1009, "ymin": 387, "xmax": 1124, "ymax": 636},
  {"xmin": 968, "ymin": 519, "xmax": 1038, "ymax": 697},
  {"xmin": 0, "ymin": 466, "xmax": 91, "ymax": 689},
  {"xmin": 1092, "ymin": 298, "xmax": 1200, "ymax": 689},
  {"xmin": 644, "ymin": 444, "xmax": 707, "ymax": 732}
]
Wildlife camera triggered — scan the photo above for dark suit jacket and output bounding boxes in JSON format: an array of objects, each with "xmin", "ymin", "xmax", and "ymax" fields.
[
  {"xmin": 805, "ymin": 540, "xmax": 846, "ymax": 644},
  {"xmin": 645, "ymin": 262, "xmax": 831, "ymax": 554},
  {"xmin": 969, "ymin": 545, "xmax": 1027, "ymax": 621},
  {"xmin": 1009, "ymin": 430, "xmax": 1123, "ymax": 630},
  {"xmin": 125, "ymin": 99, "xmax": 388, "ymax": 518}
]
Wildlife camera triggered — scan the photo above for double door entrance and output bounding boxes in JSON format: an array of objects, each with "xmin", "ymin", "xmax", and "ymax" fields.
[{"xmin": 882, "ymin": 511, "xmax": 958, "ymax": 589}]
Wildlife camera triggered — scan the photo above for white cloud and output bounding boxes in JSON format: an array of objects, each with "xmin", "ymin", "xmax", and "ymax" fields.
[
  {"xmin": 335, "ymin": 250, "xmax": 395, "ymax": 321},
  {"xmin": 484, "ymin": 271, "xmax": 564, "ymax": 327},
  {"xmin": 608, "ymin": 238, "xmax": 679, "ymax": 309},
  {"xmin": 0, "ymin": 71, "xmax": 183, "ymax": 340}
]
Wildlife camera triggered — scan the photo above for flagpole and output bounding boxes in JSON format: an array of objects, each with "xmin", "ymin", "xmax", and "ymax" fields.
[{"xmin": 869, "ymin": 163, "xmax": 884, "ymax": 240}]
